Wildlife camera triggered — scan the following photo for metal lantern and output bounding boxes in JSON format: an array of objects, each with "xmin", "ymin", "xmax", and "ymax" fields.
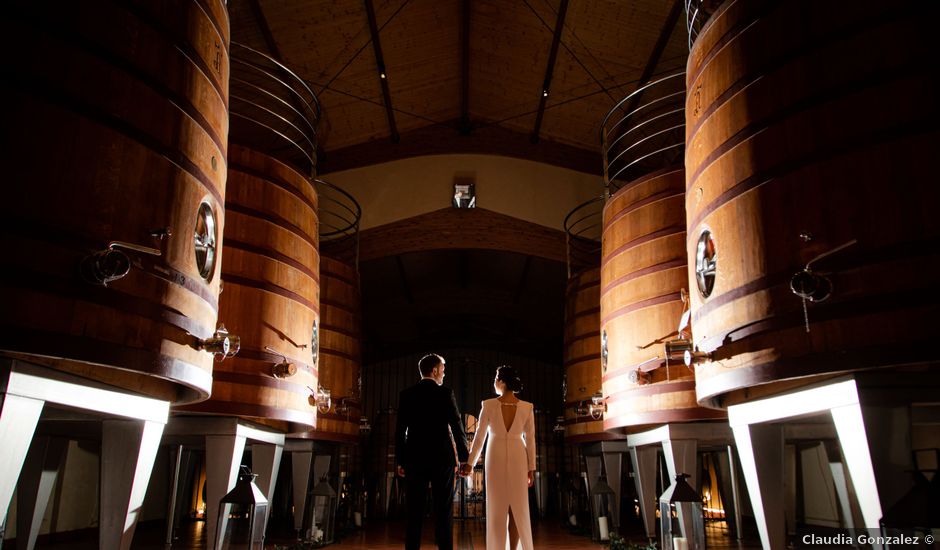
[
  {"xmin": 659, "ymin": 473, "xmax": 705, "ymax": 550},
  {"xmin": 216, "ymin": 467, "xmax": 268, "ymax": 550},
  {"xmin": 308, "ymin": 476, "xmax": 337, "ymax": 544},
  {"xmin": 591, "ymin": 475, "xmax": 615, "ymax": 541}
]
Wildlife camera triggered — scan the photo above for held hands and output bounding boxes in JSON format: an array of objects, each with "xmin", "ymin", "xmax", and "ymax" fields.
[
  {"xmin": 527, "ymin": 470, "xmax": 535, "ymax": 487},
  {"xmin": 458, "ymin": 463, "xmax": 473, "ymax": 477}
]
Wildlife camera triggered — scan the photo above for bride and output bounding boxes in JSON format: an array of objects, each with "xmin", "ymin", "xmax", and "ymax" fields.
[{"xmin": 461, "ymin": 366, "xmax": 536, "ymax": 550}]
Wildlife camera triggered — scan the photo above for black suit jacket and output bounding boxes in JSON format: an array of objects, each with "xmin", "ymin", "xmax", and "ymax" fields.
[{"xmin": 395, "ymin": 379, "xmax": 469, "ymax": 470}]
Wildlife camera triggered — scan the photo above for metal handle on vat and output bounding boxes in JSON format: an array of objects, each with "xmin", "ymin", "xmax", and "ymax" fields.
[{"xmin": 80, "ymin": 240, "xmax": 162, "ymax": 286}]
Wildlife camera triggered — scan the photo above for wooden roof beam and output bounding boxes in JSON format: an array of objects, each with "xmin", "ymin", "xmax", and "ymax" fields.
[
  {"xmin": 459, "ymin": 0, "xmax": 472, "ymax": 135},
  {"xmin": 364, "ymin": 0, "xmax": 400, "ymax": 143},
  {"xmin": 531, "ymin": 0, "xmax": 569, "ymax": 144}
]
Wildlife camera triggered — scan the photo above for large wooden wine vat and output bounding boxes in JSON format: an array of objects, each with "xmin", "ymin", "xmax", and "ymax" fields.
[
  {"xmin": 0, "ymin": 0, "xmax": 229, "ymax": 403},
  {"xmin": 601, "ymin": 169, "xmax": 725, "ymax": 430},
  {"xmin": 686, "ymin": 0, "xmax": 940, "ymax": 407},
  {"xmin": 179, "ymin": 145, "xmax": 319, "ymax": 430},
  {"xmin": 563, "ymin": 267, "xmax": 606, "ymax": 442},
  {"xmin": 301, "ymin": 256, "xmax": 362, "ymax": 442}
]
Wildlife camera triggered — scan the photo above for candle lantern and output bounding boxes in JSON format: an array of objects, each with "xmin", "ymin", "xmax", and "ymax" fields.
[
  {"xmin": 659, "ymin": 473, "xmax": 705, "ymax": 550},
  {"xmin": 216, "ymin": 467, "xmax": 268, "ymax": 550},
  {"xmin": 591, "ymin": 475, "xmax": 615, "ymax": 541},
  {"xmin": 308, "ymin": 476, "xmax": 337, "ymax": 544}
]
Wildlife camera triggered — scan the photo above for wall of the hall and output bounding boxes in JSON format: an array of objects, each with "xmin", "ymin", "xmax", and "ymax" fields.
[
  {"xmin": 360, "ymin": 348, "xmax": 567, "ymax": 477},
  {"xmin": 323, "ymin": 154, "xmax": 604, "ymax": 231}
]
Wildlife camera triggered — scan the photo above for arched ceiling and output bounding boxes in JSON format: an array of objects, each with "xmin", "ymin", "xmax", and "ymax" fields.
[{"xmin": 228, "ymin": 0, "xmax": 689, "ymax": 173}]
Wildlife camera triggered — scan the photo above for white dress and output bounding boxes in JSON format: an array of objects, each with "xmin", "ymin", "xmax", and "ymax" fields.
[{"xmin": 467, "ymin": 398, "xmax": 536, "ymax": 550}]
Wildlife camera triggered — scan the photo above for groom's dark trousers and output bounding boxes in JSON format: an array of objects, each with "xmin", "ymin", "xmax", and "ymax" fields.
[{"xmin": 396, "ymin": 379, "xmax": 469, "ymax": 550}]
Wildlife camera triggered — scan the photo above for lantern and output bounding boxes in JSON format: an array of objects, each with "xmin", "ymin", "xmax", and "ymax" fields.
[
  {"xmin": 308, "ymin": 476, "xmax": 337, "ymax": 544},
  {"xmin": 216, "ymin": 467, "xmax": 268, "ymax": 550},
  {"xmin": 591, "ymin": 474, "xmax": 615, "ymax": 541},
  {"xmin": 659, "ymin": 473, "xmax": 705, "ymax": 550}
]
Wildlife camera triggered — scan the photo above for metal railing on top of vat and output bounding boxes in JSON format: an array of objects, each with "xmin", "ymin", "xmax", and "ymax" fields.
[
  {"xmin": 600, "ymin": 70, "xmax": 686, "ymax": 194},
  {"xmin": 229, "ymin": 42, "xmax": 321, "ymax": 177},
  {"xmin": 314, "ymin": 178, "xmax": 361, "ymax": 267},
  {"xmin": 685, "ymin": 0, "xmax": 719, "ymax": 50},
  {"xmin": 563, "ymin": 196, "xmax": 604, "ymax": 278}
]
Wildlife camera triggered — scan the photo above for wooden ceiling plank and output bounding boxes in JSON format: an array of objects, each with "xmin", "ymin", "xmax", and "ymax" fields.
[
  {"xmin": 623, "ymin": 0, "xmax": 684, "ymax": 115},
  {"xmin": 364, "ymin": 0, "xmax": 400, "ymax": 143},
  {"xmin": 531, "ymin": 0, "xmax": 570, "ymax": 144},
  {"xmin": 523, "ymin": 1, "xmax": 616, "ymax": 105},
  {"xmin": 459, "ymin": 0, "xmax": 471, "ymax": 135},
  {"xmin": 248, "ymin": 0, "xmax": 283, "ymax": 60}
]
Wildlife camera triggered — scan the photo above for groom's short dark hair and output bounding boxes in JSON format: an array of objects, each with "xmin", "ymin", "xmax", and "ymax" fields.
[{"xmin": 418, "ymin": 353, "xmax": 443, "ymax": 377}]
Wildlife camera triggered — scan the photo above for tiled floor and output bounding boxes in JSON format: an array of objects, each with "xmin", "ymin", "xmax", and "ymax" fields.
[
  {"xmin": 275, "ymin": 517, "xmax": 763, "ymax": 550},
  {"xmin": 19, "ymin": 517, "xmax": 765, "ymax": 549},
  {"xmin": 317, "ymin": 519, "xmax": 610, "ymax": 549}
]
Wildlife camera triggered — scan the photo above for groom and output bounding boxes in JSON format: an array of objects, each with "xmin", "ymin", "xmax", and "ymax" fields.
[{"xmin": 395, "ymin": 353, "xmax": 470, "ymax": 550}]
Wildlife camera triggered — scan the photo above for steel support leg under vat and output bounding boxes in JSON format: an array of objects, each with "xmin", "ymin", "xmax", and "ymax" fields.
[
  {"xmin": 0, "ymin": 358, "xmax": 169, "ymax": 550},
  {"xmin": 731, "ymin": 423, "xmax": 785, "ymax": 550},
  {"xmin": 629, "ymin": 445, "xmax": 658, "ymax": 538},
  {"xmin": 287, "ymin": 441, "xmax": 314, "ymax": 536},
  {"xmin": 163, "ymin": 417, "xmax": 285, "ymax": 550},
  {"xmin": 825, "ymin": 445, "xmax": 857, "ymax": 533},
  {"xmin": 252, "ymin": 442, "xmax": 283, "ymax": 530},
  {"xmin": 602, "ymin": 452, "xmax": 622, "ymax": 534},
  {"xmin": 101, "ymin": 419, "xmax": 165, "ymax": 550},
  {"xmin": 584, "ymin": 455, "xmax": 605, "ymax": 540},
  {"xmin": 16, "ymin": 437, "xmax": 68, "ymax": 550},
  {"xmin": 716, "ymin": 445, "xmax": 743, "ymax": 540},
  {"xmin": 0, "ymin": 394, "xmax": 43, "ymax": 527},
  {"xmin": 728, "ymin": 377, "xmax": 887, "ymax": 550},
  {"xmin": 626, "ymin": 423, "xmax": 733, "ymax": 541},
  {"xmin": 165, "ymin": 445, "xmax": 189, "ymax": 546}
]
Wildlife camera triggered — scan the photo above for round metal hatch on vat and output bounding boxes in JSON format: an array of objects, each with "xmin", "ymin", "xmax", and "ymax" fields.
[
  {"xmin": 311, "ymin": 319, "xmax": 319, "ymax": 366},
  {"xmin": 695, "ymin": 229, "xmax": 717, "ymax": 298},
  {"xmin": 194, "ymin": 202, "xmax": 217, "ymax": 281}
]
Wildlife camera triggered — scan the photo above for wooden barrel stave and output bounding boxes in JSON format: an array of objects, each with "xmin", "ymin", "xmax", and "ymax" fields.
[
  {"xmin": 177, "ymin": 145, "xmax": 319, "ymax": 429},
  {"xmin": 306, "ymin": 257, "xmax": 362, "ymax": 443},
  {"xmin": 0, "ymin": 0, "xmax": 229, "ymax": 403},
  {"xmin": 601, "ymin": 169, "xmax": 725, "ymax": 432},
  {"xmin": 563, "ymin": 268, "xmax": 605, "ymax": 441},
  {"xmin": 686, "ymin": 0, "xmax": 940, "ymax": 406}
]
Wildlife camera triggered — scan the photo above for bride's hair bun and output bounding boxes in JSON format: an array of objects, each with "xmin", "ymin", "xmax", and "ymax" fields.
[{"xmin": 496, "ymin": 365, "xmax": 523, "ymax": 393}]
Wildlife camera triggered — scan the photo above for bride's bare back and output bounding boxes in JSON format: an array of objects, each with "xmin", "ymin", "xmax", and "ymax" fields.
[{"xmin": 499, "ymin": 400, "xmax": 517, "ymax": 432}]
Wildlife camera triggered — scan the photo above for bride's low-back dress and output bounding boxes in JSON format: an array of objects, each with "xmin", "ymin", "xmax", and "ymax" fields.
[{"xmin": 467, "ymin": 398, "xmax": 536, "ymax": 550}]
